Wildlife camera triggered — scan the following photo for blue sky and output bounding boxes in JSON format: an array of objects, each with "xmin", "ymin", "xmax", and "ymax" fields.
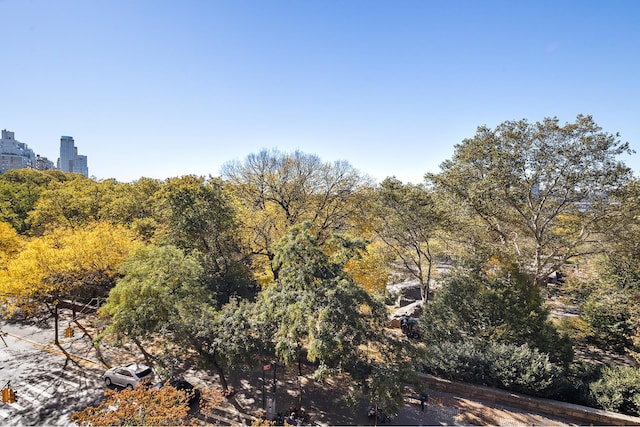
[{"xmin": 2, "ymin": 0, "xmax": 639, "ymax": 183}]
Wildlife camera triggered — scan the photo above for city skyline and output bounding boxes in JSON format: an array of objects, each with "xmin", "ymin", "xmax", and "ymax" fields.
[
  {"xmin": 3, "ymin": 0, "xmax": 640, "ymax": 184},
  {"xmin": 0, "ymin": 129, "xmax": 87, "ymax": 176}
]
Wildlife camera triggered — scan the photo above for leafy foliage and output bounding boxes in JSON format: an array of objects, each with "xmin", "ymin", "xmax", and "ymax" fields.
[
  {"xmin": 101, "ymin": 244, "xmax": 259, "ymax": 391},
  {"xmin": 155, "ymin": 175, "xmax": 251, "ymax": 302},
  {"xmin": 422, "ymin": 341, "xmax": 565, "ymax": 397},
  {"xmin": 28, "ymin": 176, "xmax": 118, "ymax": 235},
  {"xmin": 255, "ymin": 222, "xmax": 387, "ymax": 377},
  {"xmin": 100, "ymin": 244, "xmax": 205, "ymax": 342},
  {"xmin": 0, "ymin": 169, "xmax": 68, "ymax": 234},
  {"xmin": 222, "ymin": 149, "xmax": 372, "ymax": 281},
  {"xmin": 0, "ymin": 222, "xmax": 137, "ymax": 316},
  {"xmin": 581, "ymin": 282, "xmax": 637, "ymax": 351},
  {"xmin": 0, "ymin": 221, "xmax": 23, "ymax": 269},
  {"xmin": 70, "ymin": 383, "xmax": 224, "ymax": 426},
  {"xmin": 589, "ymin": 366, "xmax": 640, "ymax": 416},
  {"xmin": 419, "ymin": 261, "xmax": 573, "ymax": 367},
  {"xmin": 430, "ymin": 115, "xmax": 633, "ymax": 285},
  {"xmin": 374, "ymin": 177, "xmax": 444, "ymax": 300}
]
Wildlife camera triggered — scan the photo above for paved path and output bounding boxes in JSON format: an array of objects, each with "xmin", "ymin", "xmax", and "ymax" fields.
[{"xmin": 224, "ymin": 364, "xmax": 576, "ymax": 426}]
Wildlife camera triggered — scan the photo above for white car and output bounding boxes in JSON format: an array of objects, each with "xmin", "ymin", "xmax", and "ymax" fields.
[{"xmin": 103, "ymin": 363, "xmax": 154, "ymax": 389}]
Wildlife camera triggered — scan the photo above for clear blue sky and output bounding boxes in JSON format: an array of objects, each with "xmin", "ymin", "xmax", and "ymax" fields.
[{"xmin": 3, "ymin": 0, "xmax": 639, "ymax": 183}]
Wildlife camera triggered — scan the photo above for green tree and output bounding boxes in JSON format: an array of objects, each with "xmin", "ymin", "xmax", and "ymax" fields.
[
  {"xmin": 581, "ymin": 282, "xmax": 637, "ymax": 352},
  {"xmin": 27, "ymin": 176, "xmax": 118, "ymax": 235},
  {"xmin": 429, "ymin": 115, "xmax": 633, "ymax": 286},
  {"xmin": 0, "ymin": 169, "xmax": 68, "ymax": 234},
  {"xmin": 100, "ymin": 245, "xmax": 205, "ymax": 359},
  {"xmin": 155, "ymin": 175, "xmax": 250, "ymax": 302},
  {"xmin": 375, "ymin": 177, "xmax": 445, "ymax": 301},
  {"xmin": 103, "ymin": 177, "xmax": 164, "ymax": 240},
  {"xmin": 101, "ymin": 244, "xmax": 258, "ymax": 392},
  {"xmin": 255, "ymin": 222, "xmax": 388, "ymax": 378},
  {"xmin": 589, "ymin": 366, "xmax": 640, "ymax": 416},
  {"xmin": 419, "ymin": 261, "xmax": 573, "ymax": 367}
]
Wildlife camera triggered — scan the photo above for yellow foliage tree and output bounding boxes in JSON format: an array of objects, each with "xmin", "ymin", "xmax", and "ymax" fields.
[
  {"xmin": 345, "ymin": 239, "xmax": 392, "ymax": 295},
  {"xmin": 0, "ymin": 221, "xmax": 23, "ymax": 270},
  {"xmin": 0, "ymin": 222, "xmax": 138, "ymax": 351}
]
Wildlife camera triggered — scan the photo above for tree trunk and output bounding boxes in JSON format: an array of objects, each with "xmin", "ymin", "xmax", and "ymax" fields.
[
  {"xmin": 53, "ymin": 304, "xmax": 60, "ymax": 347},
  {"xmin": 132, "ymin": 337, "xmax": 156, "ymax": 367},
  {"xmin": 213, "ymin": 360, "xmax": 228, "ymax": 392},
  {"xmin": 72, "ymin": 317, "xmax": 109, "ymax": 368}
]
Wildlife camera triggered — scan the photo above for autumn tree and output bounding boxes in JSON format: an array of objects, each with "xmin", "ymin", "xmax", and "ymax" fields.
[
  {"xmin": 27, "ymin": 176, "xmax": 118, "ymax": 235},
  {"xmin": 103, "ymin": 177, "xmax": 164, "ymax": 240},
  {"xmin": 429, "ymin": 115, "xmax": 633, "ymax": 286},
  {"xmin": 0, "ymin": 222, "xmax": 137, "ymax": 354},
  {"xmin": 344, "ymin": 239, "xmax": 392, "ymax": 295},
  {"xmin": 70, "ymin": 383, "xmax": 224, "ymax": 426},
  {"xmin": 222, "ymin": 149, "xmax": 372, "ymax": 282},
  {"xmin": 0, "ymin": 221, "xmax": 23, "ymax": 270}
]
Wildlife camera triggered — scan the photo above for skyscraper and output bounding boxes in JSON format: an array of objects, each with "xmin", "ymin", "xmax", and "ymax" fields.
[
  {"xmin": 0, "ymin": 129, "xmax": 36, "ymax": 173},
  {"xmin": 58, "ymin": 136, "xmax": 88, "ymax": 176}
]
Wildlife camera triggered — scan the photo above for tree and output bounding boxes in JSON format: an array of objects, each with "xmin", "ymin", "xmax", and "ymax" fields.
[
  {"xmin": 581, "ymin": 281, "xmax": 637, "ymax": 352},
  {"xmin": 0, "ymin": 221, "xmax": 23, "ymax": 270},
  {"xmin": 374, "ymin": 177, "xmax": 445, "ymax": 301},
  {"xmin": 0, "ymin": 169, "xmax": 68, "ymax": 234},
  {"xmin": 589, "ymin": 366, "xmax": 640, "ymax": 416},
  {"xmin": 344, "ymin": 239, "xmax": 392, "ymax": 295},
  {"xmin": 419, "ymin": 260, "xmax": 573, "ymax": 367},
  {"xmin": 155, "ymin": 175, "xmax": 250, "ymax": 302},
  {"xmin": 429, "ymin": 115, "xmax": 633, "ymax": 286},
  {"xmin": 222, "ymin": 149, "xmax": 372, "ymax": 282},
  {"xmin": 254, "ymin": 222, "xmax": 388, "ymax": 378},
  {"xmin": 99, "ymin": 244, "xmax": 205, "ymax": 361},
  {"xmin": 101, "ymin": 245, "xmax": 259, "ymax": 392},
  {"xmin": 70, "ymin": 383, "xmax": 224, "ymax": 426},
  {"xmin": 27, "ymin": 176, "xmax": 118, "ymax": 235},
  {"xmin": 103, "ymin": 177, "xmax": 164, "ymax": 240},
  {"xmin": 0, "ymin": 222, "xmax": 137, "ymax": 355}
]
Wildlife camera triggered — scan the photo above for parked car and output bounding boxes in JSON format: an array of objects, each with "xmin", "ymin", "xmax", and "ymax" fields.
[{"xmin": 103, "ymin": 363, "xmax": 154, "ymax": 389}]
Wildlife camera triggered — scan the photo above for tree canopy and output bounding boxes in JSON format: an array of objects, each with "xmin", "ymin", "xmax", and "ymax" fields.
[
  {"xmin": 222, "ymin": 149, "xmax": 372, "ymax": 282},
  {"xmin": 430, "ymin": 115, "xmax": 633, "ymax": 285}
]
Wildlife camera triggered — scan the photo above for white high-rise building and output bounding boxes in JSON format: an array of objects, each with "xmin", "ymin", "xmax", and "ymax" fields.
[
  {"xmin": 58, "ymin": 135, "xmax": 88, "ymax": 176},
  {"xmin": 0, "ymin": 129, "xmax": 36, "ymax": 174}
]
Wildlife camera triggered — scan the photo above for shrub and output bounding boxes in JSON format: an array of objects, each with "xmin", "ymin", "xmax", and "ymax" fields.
[
  {"xmin": 589, "ymin": 366, "xmax": 640, "ymax": 416},
  {"xmin": 422, "ymin": 341, "xmax": 565, "ymax": 397},
  {"xmin": 581, "ymin": 286, "xmax": 636, "ymax": 352}
]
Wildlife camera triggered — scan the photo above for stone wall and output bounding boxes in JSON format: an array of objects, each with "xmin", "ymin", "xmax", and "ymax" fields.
[{"xmin": 420, "ymin": 373, "xmax": 640, "ymax": 426}]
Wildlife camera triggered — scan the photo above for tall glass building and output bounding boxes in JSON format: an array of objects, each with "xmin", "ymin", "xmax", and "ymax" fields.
[{"xmin": 58, "ymin": 136, "xmax": 88, "ymax": 176}]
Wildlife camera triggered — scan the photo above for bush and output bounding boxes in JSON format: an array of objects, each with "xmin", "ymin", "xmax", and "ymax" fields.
[
  {"xmin": 581, "ymin": 286, "xmax": 636, "ymax": 352},
  {"xmin": 422, "ymin": 341, "xmax": 565, "ymax": 397},
  {"xmin": 589, "ymin": 366, "xmax": 640, "ymax": 416},
  {"xmin": 419, "ymin": 263, "xmax": 574, "ymax": 368}
]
